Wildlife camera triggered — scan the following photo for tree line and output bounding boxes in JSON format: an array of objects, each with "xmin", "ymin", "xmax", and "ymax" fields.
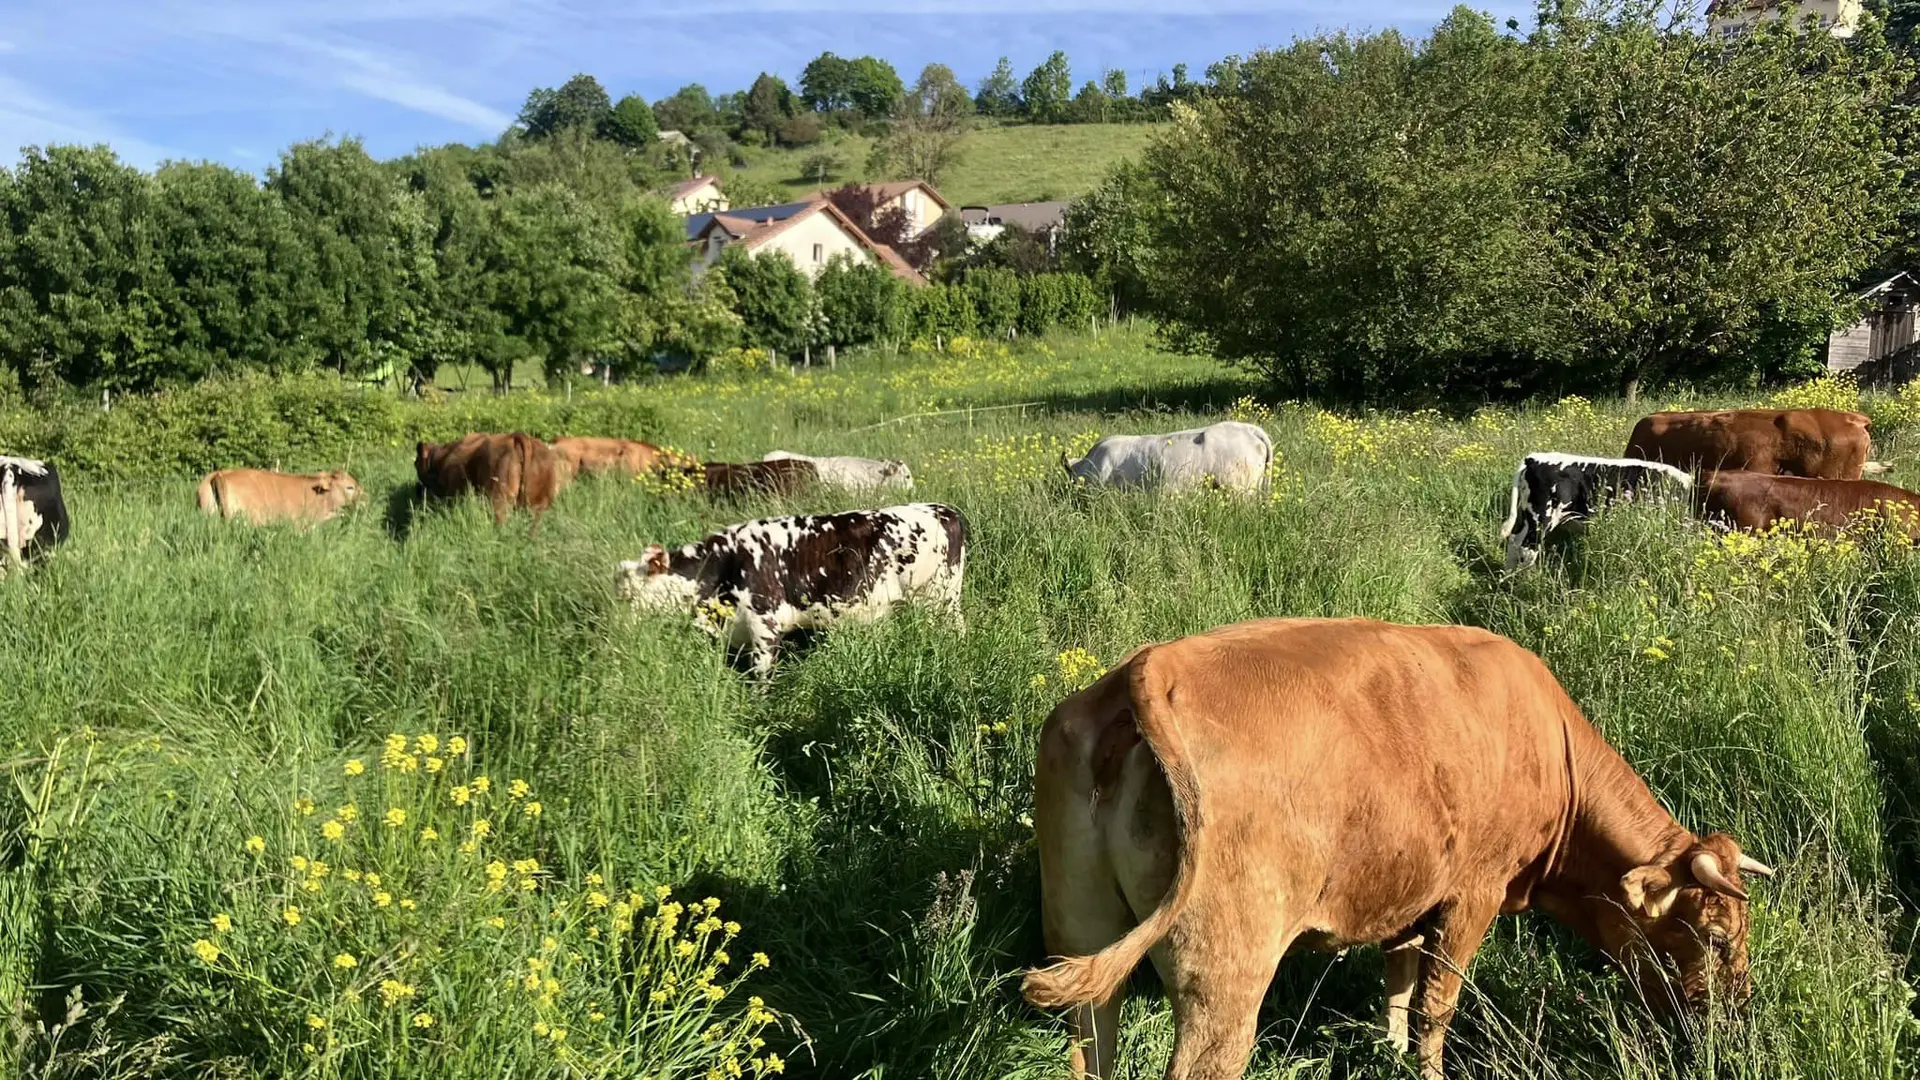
[{"xmin": 1064, "ymin": 1, "xmax": 1920, "ymax": 404}]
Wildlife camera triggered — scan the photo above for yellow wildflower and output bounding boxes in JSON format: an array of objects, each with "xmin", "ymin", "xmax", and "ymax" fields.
[
  {"xmin": 191, "ymin": 939, "xmax": 221, "ymax": 964},
  {"xmin": 585, "ymin": 872, "xmax": 604, "ymax": 887},
  {"xmin": 344, "ymin": 869, "xmax": 361, "ymax": 882},
  {"xmin": 472, "ymin": 775, "xmax": 491, "ymax": 794},
  {"xmin": 413, "ymin": 1012, "xmax": 435, "ymax": 1029},
  {"xmin": 550, "ymin": 1028, "xmax": 568, "ymax": 1044},
  {"xmin": 384, "ymin": 807, "xmax": 407, "ymax": 828},
  {"xmin": 282, "ymin": 906, "xmax": 302, "ymax": 927},
  {"xmin": 446, "ymin": 736, "xmax": 467, "ymax": 756},
  {"xmin": 211, "ymin": 913, "xmax": 232, "ymax": 933},
  {"xmin": 471, "ymin": 819, "xmax": 492, "ymax": 838},
  {"xmin": 321, "ymin": 820, "xmax": 345, "ymax": 842},
  {"xmin": 751, "ymin": 952, "xmax": 770, "ymax": 969},
  {"xmin": 333, "ymin": 953, "xmax": 358, "ymax": 969},
  {"xmin": 487, "ymin": 861, "xmax": 509, "ymax": 881},
  {"xmin": 399, "ymin": 898, "xmax": 416, "ymax": 910},
  {"xmin": 424, "ymin": 756, "xmax": 444, "ymax": 774},
  {"xmin": 338, "ymin": 804, "xmax": 359, "ymax": 823},
  {"xmin": 509, "ymin": 779, "xmax": 531, "ymax": 799},
  {"xmin": 523, "ymin": 801, "xmax": 542, "ymax": 818},
  {"xmin": 307, "ymin": 1014, "xmax": 328, "ymax": 1030},
  {"xmin": 308, "ymin": 860, "xmax": 329, "ymax": 879},
  {"xmin": 532, "ymin": 1021, "xmax": 550, "ymax": 1038},
  {"xmin": 344, "ymin": 759, "xmax": 365, "ymax": 777},
  {"xmin": 415, "ymin": 734, "xmax": 439, "ymax": 755},
  {"xmin": 364, "ymin": 872, "xmax": 381, "ymax": 888},
  {"xmin": 294, "ymin": 798, "xmax": 315, "ymax": 816},
  {"xmin": 290, "ymin": 855, "xmax": 309, "ymax": 872},
  {"xmin": 675, "ymin": 941, "xmax": 696, "ymax": 958},
  {"xmin": 419, "ymin": 826, "xmax": 439, "ymax": 842},
  {"xmin": 488, "ymin": 916, "xmax": 507, "ymax": 930},
  {"xmin": 588, "ymin": 891, "xmax": 610, "ymax": 909},
  {"xmin": 374, "ymin": 891, "xmax": 392, "ymax": 908},
  {"xmin": 724, "ymin": 921, "xmax": 741, "ymax": 935},
  {"xmin": 450, "ymin": 785, "xmax": 471, "ymax": 806},
  {"xmin": 378, "ymin": 979, "xmax": 417, "ymax": 1006},
  {"xmin": 245, "ymin": 835, "xmax": 266, "ymax": 855}
]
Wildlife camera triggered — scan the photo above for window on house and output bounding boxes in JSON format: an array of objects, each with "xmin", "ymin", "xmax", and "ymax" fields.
[{"xmin": 812, "ymin": 243, "xmax": 824, "ymax": 264}]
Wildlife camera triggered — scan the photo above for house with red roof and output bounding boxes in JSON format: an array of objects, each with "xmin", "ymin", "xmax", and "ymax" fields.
[{"xmin": 685, "ymin": 198, "xmax": 925, "ymax": 285}]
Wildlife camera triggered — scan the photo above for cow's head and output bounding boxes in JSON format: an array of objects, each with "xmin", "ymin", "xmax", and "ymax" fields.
[
  {"xmin": 1597, "ymin": 833, "xmax": 1771, "ymax": 1013},
  {"xmin": 316, "ymin": 470, "xmax": 363, "ymax": 508},
  {"xmin": 884, "ymin": 461, "xmax": 915, "ymax": 490},
  {"xmin": 1060, "ymin": 453, "xmax": 1087, "ymax": 483},
  {"xmin": 414, "ymin": 441, "xmax": 438, "ymax": 481},
  {"xmin": 616, "ymin": 544, "xmax": 703, "ymax": 612}
]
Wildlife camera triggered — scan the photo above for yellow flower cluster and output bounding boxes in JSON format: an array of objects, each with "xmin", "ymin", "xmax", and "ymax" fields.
[
  {"xmin": 1766, "ymin": 373, "xmax": 1861, "ymax": 414},
  {"xmin": 197, "ymin": 732, "xmax": 787, "ymax": 1073},
  {"xmin": 925, "ymin": 429, "xmax": 1102, "ymax": 492},
  {"xmin": 1227, "ymin": 394, "xmax": 1275, "ymax": 424},
  {"xmin": 1054, "ymin": 648, "xmax": 1106, "ymax": 691}
]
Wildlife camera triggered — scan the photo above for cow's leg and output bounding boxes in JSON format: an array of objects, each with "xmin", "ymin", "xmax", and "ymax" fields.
[
  {"xmin": 1413, "ymin": 898, "xmax": 1499, "ymax": 1080},
  {"xmin": 2, "ymin": 469, "xmax": 20, "ymax": 570},
  {"xmin": 1381, "ymin": 930, "xmax": 1426, "ymax": 1054},
  {"xmin": 1161, "ymin": 923, "xmax": 1290, "ymax": 1080}
]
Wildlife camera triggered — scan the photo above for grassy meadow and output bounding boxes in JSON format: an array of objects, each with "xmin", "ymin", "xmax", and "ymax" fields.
[
  {"xmin": 7, "ymin": 329, "xmax": 1920, "ymax": 1078},
  {"xmin": 727, "ymin": 122, "xmax": 1161, "ymax": 206}
]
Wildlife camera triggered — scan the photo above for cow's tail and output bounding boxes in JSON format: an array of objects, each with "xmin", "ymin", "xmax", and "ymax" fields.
[
  {"xmin": 1257, "ymin": 427, "xmax": 1275, "ymax": 491},
  {"xmin": 1498, "ymin": 458, "xmax": 1528, "ymax": 541},
  {"xmin": 1023, "ymin": 648, "xmax": 1205, "ymax": 1009},
  {"xmin": 197, "ymin": 474, "xmax": 223, "ymax": 517}
]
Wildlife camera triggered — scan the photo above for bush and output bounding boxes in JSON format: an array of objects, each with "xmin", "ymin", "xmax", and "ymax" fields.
[
  {"xmin": 964, "ymin": 269, "xmax": 1022, "ymax": 339},
  {"xmin": 906, "ymin": 284, "xmax": 978, "ymax": 341},
  {"xmin": 815, "ymin": 256, "xmax": 906, "ymax": 348},
  {"xmin": 0, "ymin": 372, "xmax": 661, "ymax": 479}
]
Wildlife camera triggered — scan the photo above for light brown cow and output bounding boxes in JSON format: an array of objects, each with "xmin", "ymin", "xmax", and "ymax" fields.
[
  {"xmin": 1025, "ymin": 618, "xmax": 1770, "ymax": 1080},
  {"xmin": 415, "ymin": 432, "xmax": 570, "ymax": 529},
  {"xmin": 1625, "ymin": 408, "xmax": 1880, "ymax": 480},
  {"xmin": 196, "ymin": 468, "xmax": 362, "ymax": 526},
  {"xmin": 1700, "ymin": 469, "xmax": 1920, "ymax": 536},
  {"xmin": 549, "ymin": 436, "xmax": 666, "ymax": 479}
]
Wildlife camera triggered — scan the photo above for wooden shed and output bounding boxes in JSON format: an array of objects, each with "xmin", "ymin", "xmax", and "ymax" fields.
[{"xmin": 1827, "ymin": 272, "xmax": 1920, "ymax": 384}]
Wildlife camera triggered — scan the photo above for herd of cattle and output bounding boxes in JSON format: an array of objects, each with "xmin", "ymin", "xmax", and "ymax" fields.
[{"xmin": 4, "ymin": 403, "xmax": 1909, "ymax": 1079}]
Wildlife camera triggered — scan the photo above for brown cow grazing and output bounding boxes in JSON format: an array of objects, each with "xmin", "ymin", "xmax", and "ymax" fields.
[
  {"xmin": 197, "ymin": 468, "xmax": 362, "ymax": 526},
  {"xmin": 550, "ymin": 436, "xmax": 666, "ymax": 479},
  {"xmin": 690, "ymin": 459, "xmax": 818, "ymax": 497},
  {"xmin": 1625, "ymin": 408, "xmax": 1882, "ymax": 480},
  {"xmin": 1700, "ymin": 469, "xmax": 1920, "ymax": 536},
  {"xmin": 1025, "ymin": 618, "xmax": 1770, "ymax": 1080},
  {"xmin": 414, "ymin": 432, "xmax": 570, "ymax": 529}
]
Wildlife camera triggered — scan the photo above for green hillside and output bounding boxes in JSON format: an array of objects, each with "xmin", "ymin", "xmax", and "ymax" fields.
[{"xmin": 722, "ymin": 122, "xmax": 1160, "ymax": 207}]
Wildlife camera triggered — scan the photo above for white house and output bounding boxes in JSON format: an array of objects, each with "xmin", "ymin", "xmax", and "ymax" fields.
[
  {"xmin": 1707, "ymin": 0, "xmax": 1861, "ymax": 37},
  {"xmin": 863, "ymin": 181, "xmax": 951, "ymax": 239},
  {"xmin": 665, "ymin": 175, "xmax": 727, "ymax": 215},
  {"xmin": 685, "ymin": 199, "xmax": 924, "ymax": 284}
]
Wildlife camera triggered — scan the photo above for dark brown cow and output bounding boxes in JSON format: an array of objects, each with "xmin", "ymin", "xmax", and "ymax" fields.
[
  {"xmin": 1025, "ymin": 618, "xmax": 1769, "ymax": 1080},
  {"xmin": 550, "ymin": 436, "xmax": 667, "ymax": 479},
  {"xmin": 1700, "ymin": 469, "xmax": 1920, "ymax": 536},
  {"xmin": 1625, "ymin": 408, "xmax": 1878, "ymax": 480},
  {"xmin": 689, "ymin": 459, "xmax": 818, "ymax": 497},
  {"xmin": 415, "ymin": 432, "xmax": 570, "ymax": 529}
]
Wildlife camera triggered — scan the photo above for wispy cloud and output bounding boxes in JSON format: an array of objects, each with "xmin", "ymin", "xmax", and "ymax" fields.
[
  {"xmin": 0, "ymin": 74, "xmax": 174, "ymax": 166},
  {"xmin": 285, "ymin": 38, "xmax": 514, "ymax": 133}
]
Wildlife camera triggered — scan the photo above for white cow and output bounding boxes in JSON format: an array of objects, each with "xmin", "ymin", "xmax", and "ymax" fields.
[
  {"xmin": 762, "ymin": 451, "xmax": 913, "ymax": 491},
  {"xmin": 1062, "ymin": 421, "xmax": 1273, "ymax": 492}
]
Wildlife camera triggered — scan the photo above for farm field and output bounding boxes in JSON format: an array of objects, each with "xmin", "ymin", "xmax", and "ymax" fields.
[
  {"xmin": 7, "ymin": 329, "xmax": 1920, "ymax": 1079},
  {"xmin": 726, "ymin": 122, "xmax": 1162, "ymax": 206}
]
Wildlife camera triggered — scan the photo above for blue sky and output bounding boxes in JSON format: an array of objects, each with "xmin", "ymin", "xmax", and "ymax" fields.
[{"xmin": 0, "ymin": 0, "xmax": 1529, "ymax": 172}]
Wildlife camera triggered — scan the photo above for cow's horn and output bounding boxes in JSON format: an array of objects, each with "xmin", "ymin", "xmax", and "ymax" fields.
[
  {"xmin": 1690, "ymin": 851, "xmax": 1748, "ymax": 900},
  {"xmin": 1738, "ymin": 854, "xmax": 1775, "ymax": 879}
]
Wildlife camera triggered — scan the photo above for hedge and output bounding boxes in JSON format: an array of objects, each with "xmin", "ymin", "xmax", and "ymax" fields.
[{"xmin": 0, "ymin": 373, "xmax": 660, "ymax": 479}]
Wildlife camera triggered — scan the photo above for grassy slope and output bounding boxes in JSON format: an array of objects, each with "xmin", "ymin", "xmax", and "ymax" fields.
[
  {"xmin": 6, "ymin": 332, "xmax": 1920, "ymax": 1078},
  {"xmin": 725, "ymin": 122, "xmax": 1161, "ymax": 206}
]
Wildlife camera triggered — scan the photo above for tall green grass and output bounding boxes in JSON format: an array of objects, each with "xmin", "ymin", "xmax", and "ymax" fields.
[{"xmin": 4, "ymin": 332, "xmax": 1919, "ymax": 1077}]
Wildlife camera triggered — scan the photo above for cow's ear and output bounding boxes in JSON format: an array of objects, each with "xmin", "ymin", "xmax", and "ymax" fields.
[
  {"xmin": 1621, "ymin": 864, "xmax": 1680, "ymax": 919},
  {"xmin": 313, "ymin": 476, "xmax": 333, "ymax": 493},
  {"xmin": 644, "ymin": 544, "xmax": 669, "ymax": 575}
]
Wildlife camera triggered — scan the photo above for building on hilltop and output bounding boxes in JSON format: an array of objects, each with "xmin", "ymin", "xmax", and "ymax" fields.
[
  {"xmin": 685, "ymin": 199, "xmax": 925, "ymax": 285},
  {"xmin": 663, "ymin": 175, "xmax": 728, "ymax": 216},
  {"xmin": 1707, "ymin": 0, "xmax": 1861, "ymax": 38}
]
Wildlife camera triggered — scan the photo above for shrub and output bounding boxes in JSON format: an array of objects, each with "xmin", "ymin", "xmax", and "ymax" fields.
[
  {"xmin": 906, "ymin": 283, "xmax": 978, "ymax": 341},
  {"xmin": 0, "ymin": 373, "xmax": 661, "ymax": 479},
  {"xmin": 965, "ymin": 268, "xmax": 1022, "ymax": 339},
  {"xmin": 1768, "ymin": 373, "xmax": 1862, "ymax": 413},
  {"xmin": 815, "ymin": 255, "xmax": 907, "ymax": 347}
]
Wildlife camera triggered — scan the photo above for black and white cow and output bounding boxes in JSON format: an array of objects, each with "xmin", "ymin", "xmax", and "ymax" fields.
[
  {"xmin": 616, "ymin": 503, "xmax": 967, "ymax": 675},
  {"xmin": 1500, "ymin": 453, "xmax": 1691, "ymax": 569},
  {"xmin": 1, "ymin": 456, "xmax": 69, "ymax": 569}
]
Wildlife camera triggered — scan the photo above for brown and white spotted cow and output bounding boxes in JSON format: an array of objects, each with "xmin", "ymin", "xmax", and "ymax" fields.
[{"xmin": 615, "ymin": 503, "xmax": 967, "ymax": 675}]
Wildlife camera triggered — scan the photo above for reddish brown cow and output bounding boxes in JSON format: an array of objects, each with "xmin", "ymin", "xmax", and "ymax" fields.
[
  {"xmin": 196, "ymin": 468, "xmax": 362, "ymax": 525},
  {"xmin": 550, "ymin": 436, "xmax": 667, "ymax": 479},
  {"xmin": 1700, "ymin": 469, "xmax": 1920, "ymax": 536},
  {"xmin": 1025, "ymin": 618, "xmax": 1769, "ymax": 1080},
  {"xmin": 415, "ymin": 432, "xmax": 570, "ymax": 529},
  {"xmin": 1625, "ymin": 408, "xmax": 1878, "ymax": 480},
  {"xmin": 689, "ymin": 459, "xmax": 819, "ymax": 497}
]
